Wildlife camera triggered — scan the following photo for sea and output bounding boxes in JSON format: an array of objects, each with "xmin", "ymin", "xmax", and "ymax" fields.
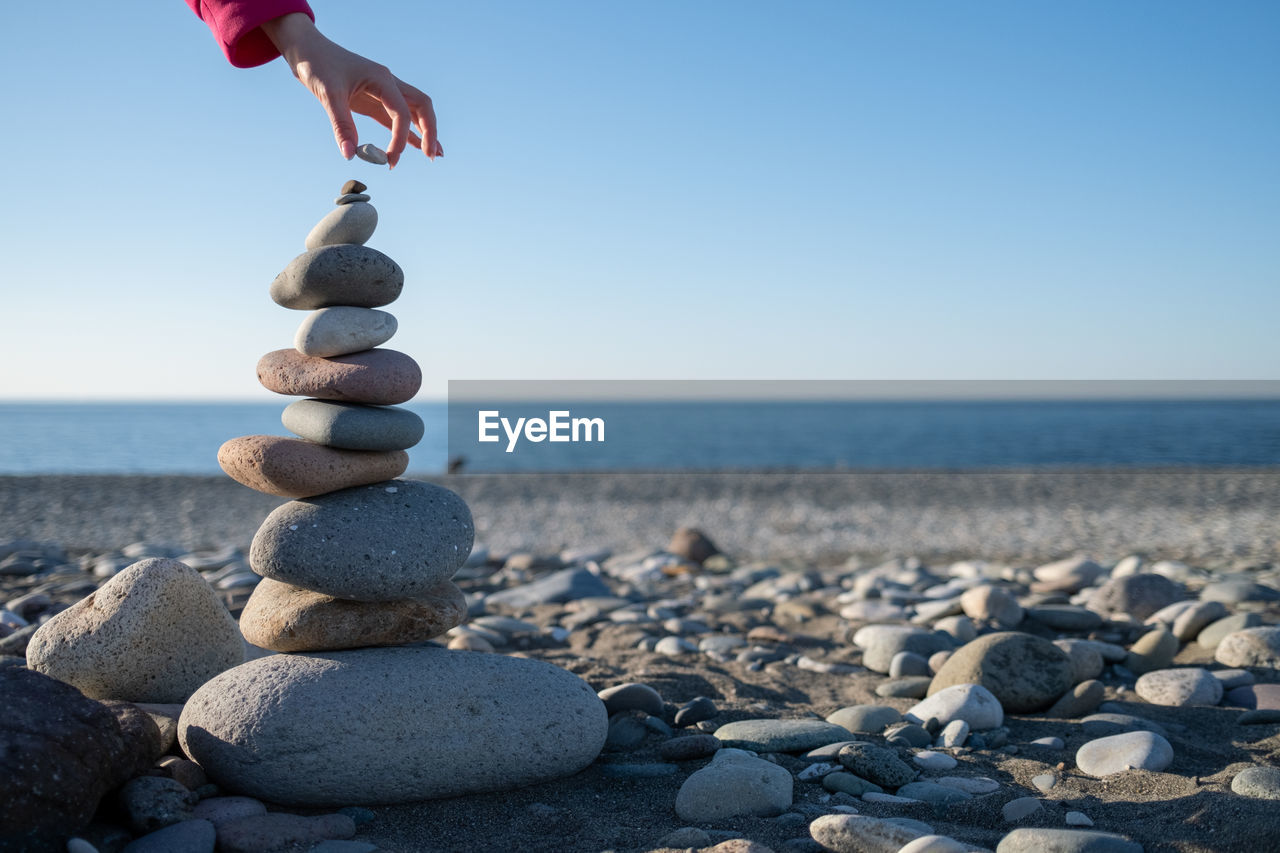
[{"xmin": 0, "ymin": 399, "xmax": 1278, "ymax": 474}]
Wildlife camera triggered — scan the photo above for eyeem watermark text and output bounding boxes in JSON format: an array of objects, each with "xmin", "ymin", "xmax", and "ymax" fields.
[{"xmin": 477, "ymin": 410, "xmax": 606, "ymax": 453}]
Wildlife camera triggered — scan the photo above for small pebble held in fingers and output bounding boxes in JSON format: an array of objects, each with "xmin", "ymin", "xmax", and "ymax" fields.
[{"xmin": 356, "ymin": 143, "xmax": 388, "ymax": 165}]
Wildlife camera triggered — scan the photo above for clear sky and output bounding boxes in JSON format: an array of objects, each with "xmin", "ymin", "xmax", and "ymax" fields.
[{"xmin": 1, "ymin": 1, "xmax": 1277, "ymax": 400}]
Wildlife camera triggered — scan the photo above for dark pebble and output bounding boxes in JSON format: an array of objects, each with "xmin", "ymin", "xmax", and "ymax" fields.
[
  {"xmin": 659, "ymin": 734, "xmax": 722, "ymax": 761},
  {"xmin": 675, "ymin": 696, "xmax": 718, "ymax": 727},
  {"xmin": 885, "ymin": 723, "xmax": 932, "ymax": 748},
  {"xmin": 1238, "ymin": 709, "xmax": 1280, "ymax": 725},
  {"xmin": 341, "ymin": 180, "xmax": 368, "ymax": 195}
]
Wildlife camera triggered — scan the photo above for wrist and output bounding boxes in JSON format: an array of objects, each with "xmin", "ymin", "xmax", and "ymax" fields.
[{"xmin": 260, "ymin": 12, "xmax": 320, "ymax": 62}]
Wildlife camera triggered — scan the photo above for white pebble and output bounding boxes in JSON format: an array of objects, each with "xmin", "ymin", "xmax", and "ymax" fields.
[
  {"xmin": 797, "ymin": 762, "xmax": 840, "ymax": 782},
  {"xmin": 356, "ymin": 143, "xmax": 388, "ymax": 164}
]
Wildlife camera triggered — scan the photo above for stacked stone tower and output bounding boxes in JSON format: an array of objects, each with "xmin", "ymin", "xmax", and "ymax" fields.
[{"xmin": 177, "ymin": 183, "xmax": 607, "ymax": 806}]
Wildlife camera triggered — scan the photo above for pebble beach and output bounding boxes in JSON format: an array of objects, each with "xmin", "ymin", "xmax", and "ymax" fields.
[{"xmin": 3, "ymin": 467, "xmax": 1280, "ymax": 852}]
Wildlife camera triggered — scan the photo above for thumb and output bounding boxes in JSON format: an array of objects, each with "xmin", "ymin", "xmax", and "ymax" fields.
[{"xmin": 322, "ymin": 94, "xmax": 358, "ymax": 160}]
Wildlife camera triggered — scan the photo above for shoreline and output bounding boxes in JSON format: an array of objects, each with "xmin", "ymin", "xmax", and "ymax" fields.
[{"xmin": 3, "ymin": 467, "xmax": 1277, "ymax": 565}]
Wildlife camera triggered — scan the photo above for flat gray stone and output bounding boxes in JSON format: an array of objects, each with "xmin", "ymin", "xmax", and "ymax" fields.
[
  {"xmin": 249, "ymin": 480, "xmax": 473, "ymax": 602},
  {"xmin": 27, "ymin": 558, "xmax": 243, "ymax": 703},
  {"xmin": 270, "ymin": 245, "xmax": 403, "ymax": 310},
  {"xmin": 1075, "ymin": 730, "xmax": 1173, "ymax": 777},
  {"xmin": 825, "ymin": 704, "xmax": 901, "ymax": 734},
  {"xmin": 1087, "ymin": 573, "xmax": 1185, "ymax": 621},
  {"xmin": 293, "ymin": 307, "xmax": 397, "ymax": 358},
  {"xmin": 598, "ymin": 682, "xmax": 664, "ymax": 716},
  {"xmin": 282, "ymin": 399, "xmax": 423, "ymax": 451},
  {"xmin": 484, "ymin": 568, "xmax": 611, "ymax": 609},
  {"xmin": 674, "ymin": 749, "xmax": 792, "ymax": 822},
  {"xmin": 1027, "ymin": 605, "xmax": 1103, "ymax": 632},
  {"xmin": 896, "ymin": 781, "xmax": 971, "ymax": 805},
  {"xmin": 355, "ymin": 143, "xmax": 388, "ymax": 165},
  {"xmin": 1231, "ymin": 765, "xmax": 1280, "ymax": 799},
  {"xmin": 996, "ymin": 828, "xmax": 1143, "ymax": 853},
  {"xmin": 713, "ymin": 719, "xmax": 853, "ymax": 753},
  {"xmin": 853, "ymin": 625, "xmax": 953, "ymax": 674},
  {"xmin": 179, "ymin": 646, "xmax": 607, "ymax": 805},
  {"xmin": 305, "ymin": 201, "xmax": 378, "ymax": 250}
]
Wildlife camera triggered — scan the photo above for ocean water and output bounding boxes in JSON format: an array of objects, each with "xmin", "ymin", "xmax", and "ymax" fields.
[{"xmin": 1, "ymin": 399, "xmax": 1278, "ymax": 475}]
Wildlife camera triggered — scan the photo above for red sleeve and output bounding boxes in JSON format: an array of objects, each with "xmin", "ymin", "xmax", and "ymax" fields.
[{"xmin": 185, "ymin": 0, "xmax": 315, "ymax": 68}]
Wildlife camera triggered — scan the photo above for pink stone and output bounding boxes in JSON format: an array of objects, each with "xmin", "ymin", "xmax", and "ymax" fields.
[
  {"xmin": 217, "ymin": 435, "xmax": 407, "ymax": 498},
  {"xmin": 256, "ymin": 348, "xmax": 421, "ymax": 405}
]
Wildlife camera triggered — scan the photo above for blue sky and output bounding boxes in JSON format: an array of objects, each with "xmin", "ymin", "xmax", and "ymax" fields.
[{"xmin": 1, "ymin": 1, "xmax": 1277, "ymax": 400}]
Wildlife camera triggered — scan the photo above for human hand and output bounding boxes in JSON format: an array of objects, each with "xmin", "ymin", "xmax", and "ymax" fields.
[{"xmin": 261, "ymin": 13, "xmax": 441, "ymax": 167}]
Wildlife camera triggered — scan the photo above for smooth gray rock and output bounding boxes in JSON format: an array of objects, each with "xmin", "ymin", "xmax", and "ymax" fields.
[
  {"xmin": 1134, "ymin": 668, "xmax": 1223, "ymax": 706},
  {"xmin": 825, "ymin": 704, "xmax": 901, "ymax": 734},
  {"xmin": 1075, "ymin": 730, "xmax": 1173, "ymax": 777},
  {"xmin": 895, "ymin": 781, "xmax": 971, "ymax": 806},
  {"xmin": 249, "ymin": 480, "xmax": 473, "ymax": 602},
  {"xmin": 270, "ymin": 245, "xmax": 403, "ymax": 310},
  {"xmin": 713, "ymin": 719, "xmax": 853, "ymax": 753},
  {"xmin": 179, "ymin": 646, "xmax": 607, "ymax": 805},
  {"xmin": 1231, "ymin": 765, "xmax": 1280, "ymax": 799},
  {"xmin": 27, "ymin": 558, "xmax": 244, "ymax": 703},
  {"xmin": 293, "ymin": 307, "xmax": 397, "ymax": 358},
  {"xmin": 121, "ymin": 819, "xmax": 215, "ymax": 853},
  {"xmin": 674, "ymin": 748, "xmax": 792, "ymax": 822},
  {"xmin": 282, "ymin": 399, "xmax": 423, "ymax": 451},
  {"xmin": 905, "ymin": 683, "xmax": 1003, "ymax": 730},
  {"xmin": 997, "ymin": 828, "xmax": 1142, "ymax": 853},
  {"xmin": 598, "ymin": 682, "xmax": 664, "ymax": 716},
  {"xmin": 355, "ymin": 143, "xmax": 388, "ymax": 164},
  {"xmin": 305, "ymin": 201, "xmax": 378, "ymax": 249},
  {"xmin": 484, "ymin": 568, "xmax": 611, "ymax": 609},
  {"xmin": 1196, "ymin": 612, "xmax": 1262, "ymax": 649},
  {"xmin": 1215, "ymin": 627, "xmax": 1280, "ymax": 668},
  {"xmin": 1170, "ymin": 600, "xmax": 1228, "ymax": 642},
  {"xmin": 853, "ymin": 624, "xmax": 953, "ymax": 674}
]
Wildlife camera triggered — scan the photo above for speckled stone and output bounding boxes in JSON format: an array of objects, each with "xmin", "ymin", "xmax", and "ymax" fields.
[
  {"xmin": 180, "ymin": 646, "xmax": 607, "ymax": 805},
  {"xmin": 270, "ymin": 245, "xmax": 403, "ymax": 310},
  {"xmin": 1087, "ymin": 573, "xmax": 1185, "ymax": 621},
  {"xmin": 809, "ymin": 814, "xmax": 923, "ymax": 853},
  {"xmin": 249, "ymin": 480, "xmax": 473, "ymax": 602},
  {"xmin": 927, "ymin": 631, "xmax": 1074, "ymax": 713},
  {"xmin": 239, "ymin": 578, "xmax": 466, "ymax": 652},
  {"xmin": 257, "ymin": 349, "xmax": 421, "ymax": 406},
  {"xmin": 282, "ymin": 400, "xmax": 424, "ymax": 452},
  {"xmin": 836, "ymin": 742, "xmax": 917, "ymax": 788},
  {"xmin": 1231, "ymin": 766, "xmax": 1280, "ymax": 799},
  {"xmin": 1215, "ymin": 627, "xmax": 1280, "ymax": 668},
  {"xmin": 217, "ymin": 435, "xmax": 408, "ymax": 498},
  {"xmin": 305, "ymin": 201, "xmax": 378, "ymax": 250},
  {"xmin": 1134, "ymin": 668, "xmax": 1223, "ymax": 707},
  {"xmin": 294, "ymin": 307, "xmax": 398, "ymax": 358},
  {"xmin": 27, "ymin": 559, "xmax": 243, "ymax": 703}
]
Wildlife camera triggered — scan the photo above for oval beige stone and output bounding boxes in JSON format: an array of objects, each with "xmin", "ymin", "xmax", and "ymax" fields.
[
  {"xmin": 218, "ymin": 435, "xmax": 407, "ymax": 499},
  {"xmin": 240, "ymin": 578, "xmax": 466, "ymax": 653},
  {"xmin": 256, "ymin": 349, "xmax": 421, "ymax": 406}
]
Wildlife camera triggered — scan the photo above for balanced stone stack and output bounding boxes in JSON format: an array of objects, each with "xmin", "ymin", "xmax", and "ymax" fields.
[{"xmin": 178, "ymin": 182, "xmax": 607, "ymax": 806}]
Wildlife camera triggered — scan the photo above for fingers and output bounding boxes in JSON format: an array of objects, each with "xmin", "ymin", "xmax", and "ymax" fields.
[
  {"xmin": 320, "ymin": 89, "xmax": 358, "ymax": 160},
  {"xmin": 365, "ymin": 77, "xmax": 413, "ymax": 168},
  {"xmin": 351, "ymin": 86, "xmax": 441, "ymax": 163}
]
